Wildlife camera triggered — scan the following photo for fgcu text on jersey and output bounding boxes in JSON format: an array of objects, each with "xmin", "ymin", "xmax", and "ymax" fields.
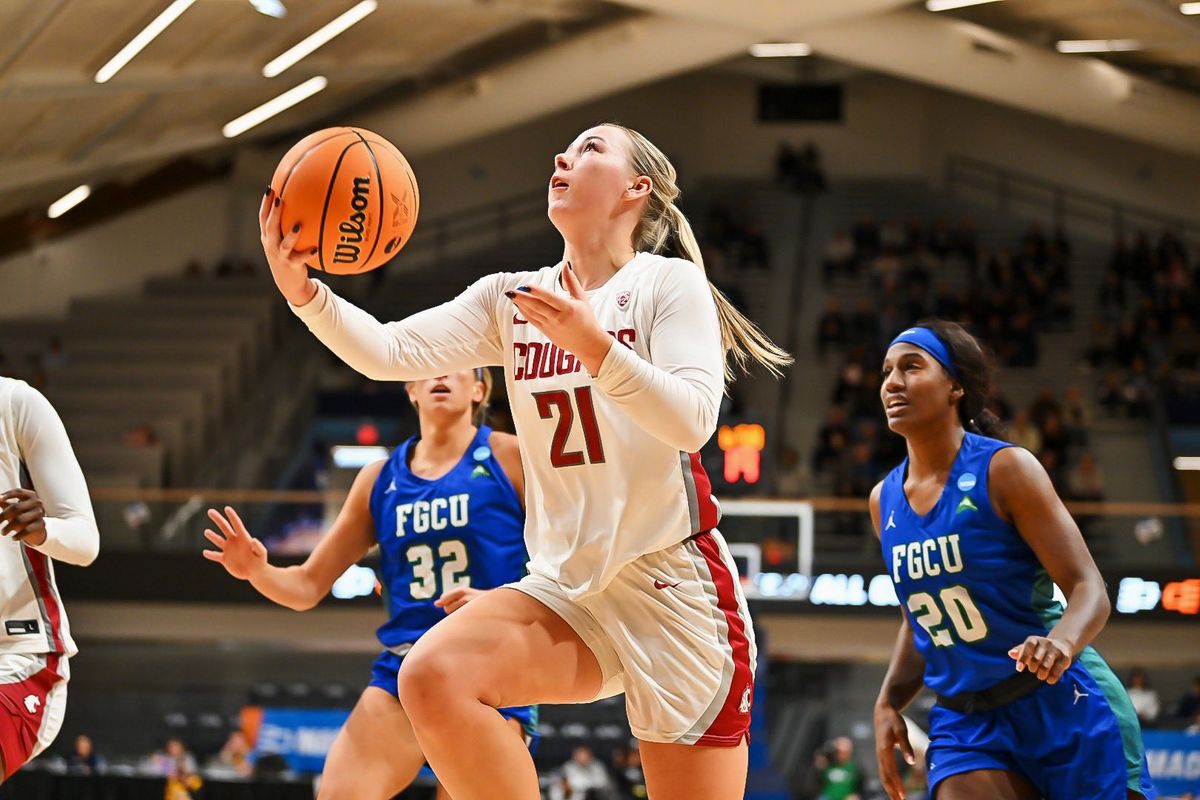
[{"xmin": 368, "ymin": 425, "xmax": 527, "ymax": 649}]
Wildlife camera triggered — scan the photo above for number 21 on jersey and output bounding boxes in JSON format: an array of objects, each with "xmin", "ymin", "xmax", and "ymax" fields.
[{"xmin": 533, "ymin": 387, "xmax": 606, "ymax": 467}]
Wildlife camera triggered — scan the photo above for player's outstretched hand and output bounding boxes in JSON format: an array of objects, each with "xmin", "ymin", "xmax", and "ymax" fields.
[
  {"xmin": 506, "ymin": 262, "xmax": 613, "ymax": 375},
  {"xmin": 202, "ymin": 506, "xmax": 268, "ymax": 581},
  {"xmin": 873, "ymin": 703, "xmax": 915, "ymax": 800},
  {"xmin": 0, "ymin": 488, "xmax": 47, "ymax": 546},
  {"xmin": 1008, "ymin": 635, "xmax": 1073, "ymax": 684},
  {"xmin": 259, "ymin": 188, "xmax": 317, "ymax": 307},
  {"xmin": 435, "ymin": 587, "xmax": 485, "ymax": 614}
]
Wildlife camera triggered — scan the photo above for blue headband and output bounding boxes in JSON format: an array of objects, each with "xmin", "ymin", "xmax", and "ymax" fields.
[{"xmin": 889, "ymin": 327, "xmax": 960, "ymax": 380}]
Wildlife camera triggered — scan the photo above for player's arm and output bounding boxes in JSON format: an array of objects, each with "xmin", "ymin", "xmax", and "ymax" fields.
[
  {"xmin": 989, "ymin": 446, "xmax": 1110, "ymax": 684},
  {"xmin": 289, "ymin": 272, "xmax": 507, "ymax": 382},
  {"xmin": 869, "ymin": 481, "xmax": 922, "ymax": 800},
  {"xmin": 2, "ymin": 383, "xmax": 99, "ymax": 566},
  {"xmin": 488, "ymin": 431, "xmax": 525, "ymax": 511},
  {"xmin": 513, "ymin": 260, "xmax": 724, "ymax": 452},
  {"xmin": 203, "ymin": 460, "xmax": 383, "ymax": 611}
]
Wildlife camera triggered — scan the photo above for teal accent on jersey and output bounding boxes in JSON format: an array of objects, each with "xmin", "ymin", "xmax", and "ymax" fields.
[
  {"xmin": 880, "ymin": 433, "xmax": 1068, "ymax": 695},
  {"xmin": 1076, "ymin": 646, "xmax": 1151, "ymax": 795}
]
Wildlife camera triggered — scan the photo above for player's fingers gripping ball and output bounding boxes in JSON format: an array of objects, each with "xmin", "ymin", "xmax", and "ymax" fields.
[{"xmin": 269, "ymin": 127, "xmax": 419, "ymax": 274}]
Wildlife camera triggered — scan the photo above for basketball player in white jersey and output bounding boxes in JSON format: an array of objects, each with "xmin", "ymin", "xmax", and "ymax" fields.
[
  {"xmin": 258, "ymin": 123, "xmax": 790, "ymax": 799},
  {"xmin": 0, "ymin": 376, "xmax": 99, "ymax": 781}
]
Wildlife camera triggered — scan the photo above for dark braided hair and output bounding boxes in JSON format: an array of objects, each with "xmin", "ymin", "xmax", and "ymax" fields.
[{"xmin": 914, "ymin": 318, "xmax": 1006, "ymax": 439}]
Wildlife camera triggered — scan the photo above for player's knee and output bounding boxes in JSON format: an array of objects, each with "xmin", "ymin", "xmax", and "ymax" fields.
[{"xmin": 396, "ymin": 646, "xmax": 462, "ymax": 719}]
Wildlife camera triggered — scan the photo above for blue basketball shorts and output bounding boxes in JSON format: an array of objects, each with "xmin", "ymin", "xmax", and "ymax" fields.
[{"xmin": 927, "ymin": 655, "xmax": 1155, "ymax": 799}]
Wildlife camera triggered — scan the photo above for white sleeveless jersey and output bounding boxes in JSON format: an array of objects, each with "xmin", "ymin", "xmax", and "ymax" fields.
[
  {"xmin": 0, "ymin": 378, "xmax": 99, "ymax": 657},
  {"xmin": 294, "ymin": 253, "xmax": 725, "ymax": 597}
]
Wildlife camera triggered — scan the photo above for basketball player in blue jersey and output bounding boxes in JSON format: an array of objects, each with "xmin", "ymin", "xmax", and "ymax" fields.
[
  {"xmin": 870, "ymin": 320, "xmax": 1155, "ymax": 800},
  {"xmin": 202, "ymin": 367, "xmax": 533, "ymax": 800}
]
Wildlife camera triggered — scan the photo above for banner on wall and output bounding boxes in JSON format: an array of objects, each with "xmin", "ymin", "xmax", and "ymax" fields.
[
  {"xmin": 252, "ymin": 707, "xmax": 351, "ymax": 774},
  {"xmin": 1143, "ymin": 730, "xmax": 1200, "ymax": 796}
]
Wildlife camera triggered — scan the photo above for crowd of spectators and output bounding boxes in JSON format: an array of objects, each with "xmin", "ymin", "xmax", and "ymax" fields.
[
  {"xmin": 805, "ymin": 221, "xmax": 1142, "ymax": 517},
  {"xmin": 819, "ymin": 219, "xmax": 1072, "ymax": 368},
  {"xmin": 1124, "ymin": 670, "xmax": 1200, "ymax": 733},
  {"xmin": 1086, "ymin": 228, "xmax": 1200, "ymax": 423}
]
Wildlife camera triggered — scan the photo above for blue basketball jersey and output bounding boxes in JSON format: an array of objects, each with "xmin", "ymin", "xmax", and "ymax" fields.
[
  {"xmin": 879, "ymin": 432, "xmax": 1065, "ymax": 696},
  {"xmin": 369, "ymin": 425, "xmax": 527, "ymax": 649}
]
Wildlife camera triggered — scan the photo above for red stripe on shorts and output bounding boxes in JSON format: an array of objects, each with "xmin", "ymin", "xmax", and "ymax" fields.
[
  {"xmin": 24, "ymin": 550, "xmax": 64, "ymax": 654},
  {"xmin": 694, "ymin": 531, "xmax": 753, "ymax": 747},
  {"xmin": 688, "ymin": 452, "xmax": 721, "ymax": 532},
  {"xmin": 0, "ymin": 655, "xmax": 63, "ymax": 779}
]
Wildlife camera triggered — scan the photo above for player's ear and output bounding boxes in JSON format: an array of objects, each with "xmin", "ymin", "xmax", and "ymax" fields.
[
  {"xmin": 405, "ymin": 381, "xmax": 419, "ymax": 409},
  {"xmin": 626, "ymin": 175, "xmax": 652, "ymax": 201}
]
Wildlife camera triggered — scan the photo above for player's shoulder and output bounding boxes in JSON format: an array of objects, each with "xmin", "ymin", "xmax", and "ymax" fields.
[
  {"xmin": 487, "ymin": 429, "xmax": 520, "ymax": 460},
  {"xmin": 635, "ymin": 252, "xmax": 710, "ymax": 297}
]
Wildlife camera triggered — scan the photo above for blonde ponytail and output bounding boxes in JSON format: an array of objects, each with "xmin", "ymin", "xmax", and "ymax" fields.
[{"xmin": 611, "ymin": 124, "xmax": 793, "ymax": 381}]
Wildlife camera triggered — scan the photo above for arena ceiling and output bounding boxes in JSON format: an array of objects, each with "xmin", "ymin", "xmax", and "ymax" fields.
[{"xmin": 0, "ymin": 0, "xmax": 1197, "ymax": 222}]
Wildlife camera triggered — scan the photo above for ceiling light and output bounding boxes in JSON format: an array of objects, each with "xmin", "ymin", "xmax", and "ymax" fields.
[
  {"xmin": 1056, "ymin": 39, "xmax": 1142, "ymax": 53},
  {"xmin": 48, "ymin": 185, "xmax": 91, "ymax": 219},
  {"xmin": 262, "ymin": 0, "xmax": 377, "ymax": 78},
  {"xmin": 222, "ymin": 76, "xmax": 328, "ymax": 138},
  {"xmin": 926, "ymin": 0, "xmax": 1003, "ymax": 11},
  {"xmin": 249, "ymin": 0, "xmax": 287, "ymax": 18},
  {"xmin": 1181, "ymin": 2, "xmax": 1200, "ymax": 13},
  {"xmin": 95, "ymin": 0, "xmax": 197, "ymax": 83},
  {"xmin": 1174, "ymin": 456, "xmax": 1200, "ymax": 470},
  {"xmin": 749, "ymin": 43, "xmax": 813, "ymax": 58}
]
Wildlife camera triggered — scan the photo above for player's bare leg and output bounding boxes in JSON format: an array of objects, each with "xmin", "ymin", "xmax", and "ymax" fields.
[
  {"xmin": 317, "ymin": 687, "xmax": 426, "ymax": 800},
  {"xmin": 430, "ymin": 717, "xmax": 525, "ymax": 800},
  {"xmin": 937, "ymin": 769, "xmax": 1040, "ymax": 800},
  {"xmin": 638, "ymin": 739, "xmax": 748, "ymax": 800},
  {"xmin": 398, "ymin": 588, "xmax": 605, "ymax": 800}
]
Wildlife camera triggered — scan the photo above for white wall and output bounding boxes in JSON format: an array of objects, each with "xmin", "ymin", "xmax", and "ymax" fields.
[
  {"xmin": 920, "ymin": 88, "xmax": 1200, "ymax": 222},
  {"xmin": 0, "ymin": 182, "xmax": 232, "ymax": 319}
]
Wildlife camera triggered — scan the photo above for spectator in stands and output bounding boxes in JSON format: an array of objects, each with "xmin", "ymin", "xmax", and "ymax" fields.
[
  {"xmin": 775, "ymin": 445, "xmax": 809, "ymax": 498},
  {"xmin": 1125, "ymin": 668, "xmax": 1161, "ymax": 727},
  {"xmin": 67, "ymin": 733, "xmax": 104, "ymax": 775},
  {"xmin": 816, "ymin": 301, "xmax": 849, "ymax": 355},
  {"xmin": 149, "ymin": 737, "xmax": 202, "ymax": 800},
  {"xmin": 557, "ymin": 746, "xmax": 616, "ymax": 800},
  {"xmin": 1098, "ymin": 369, "xmax": 1127, "ymax": 416},
  {"xmin": 851, "ymin": 217, "xmax": 880, "ymax": 264},
  {"xmin": 1028, "ymin": 387, "xmax": 1061, "ymax": 430},
  {"xmin": 822, "ymin": 231, "xmax": 857, "ymax": 284},
  {"xmin": 1008, "ymin": 410, "xmax": 1042, "ymax": 456},
  {"xmin": 1038, "ymin": 412, "xmax": 1069, "ymax": 467},
  {"xmin": 1174, "ymin": 676, "xmax": 1200, "ymax": 724},
  {"xmin": 211, "ymin": 730, "xmax": 253, "ymax": 778},
  {"xmin": 1061, "ymin": 385, "xmax": 1092, "ymax": 446},
  {"xmin": 41, "ymin": 337, "xmax": 69, "ymax": 372},
  {"xmin": 610, "ymin": 744, "xmax": 646, "ymax": 799},
  {"xmin": 122, "ymin": 423, "xmax": 160, "ymax": 448},
  {"xmin": 797, "ymin": 142, "xmax": 828, "ymax": 194},
  {"xmin": 813, "ymin": 736, "xmax": 864, "ymax": 800},
  {"xmin": 1065, "ymin": 451, "xmax": 1105, "ymax": 503}
]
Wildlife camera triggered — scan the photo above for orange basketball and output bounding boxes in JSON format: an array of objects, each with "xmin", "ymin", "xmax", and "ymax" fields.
[{"xmin": 269, "ymin": 127, "xmax": 419, "ymax": 275}]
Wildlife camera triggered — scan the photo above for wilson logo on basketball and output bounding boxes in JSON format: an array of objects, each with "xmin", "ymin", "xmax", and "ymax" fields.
[{"xmin": 334, "ymin": 176, "xmax": 372, "ymax": 265}]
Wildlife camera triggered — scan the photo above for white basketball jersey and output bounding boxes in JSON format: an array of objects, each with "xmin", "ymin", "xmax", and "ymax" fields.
[
  {"xmin": 504, "ymin": 255, "xmax": 722, "ymax": 595},
  {"xmin": 0, "ymin": 378, "xmax": 93, "ymax": 657},
  {"xmin": 295, "ymin": 252, "xmax": 726, "ymax": 597}
]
